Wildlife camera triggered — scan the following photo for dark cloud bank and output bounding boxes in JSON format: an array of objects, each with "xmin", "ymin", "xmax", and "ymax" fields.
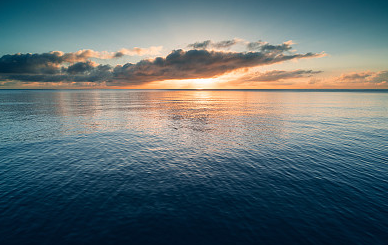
[{"xmin": 0, "ymin": 40, "xmax": 323, "ymax": 86}]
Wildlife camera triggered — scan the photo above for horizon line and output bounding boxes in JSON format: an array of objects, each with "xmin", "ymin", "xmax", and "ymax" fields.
[{"xmin": 1, "ymin": 88, "xmax": 388, "ymax": 91}]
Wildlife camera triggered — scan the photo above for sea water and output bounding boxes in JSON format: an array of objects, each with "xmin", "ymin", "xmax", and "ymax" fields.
[{"xmin": 0, "ymin": 90, "xmax": 387, "ymax": 244}]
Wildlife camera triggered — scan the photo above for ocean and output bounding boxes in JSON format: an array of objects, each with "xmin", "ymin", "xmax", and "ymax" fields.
[{"xmin": 0, "ymin": 89, "xmax": 387, "ymax": 244}]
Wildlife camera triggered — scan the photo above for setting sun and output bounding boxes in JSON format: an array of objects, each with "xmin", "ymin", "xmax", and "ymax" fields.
[{"xmin": 185, "ymin": 78, "xmax": 219, "ymax": 89}]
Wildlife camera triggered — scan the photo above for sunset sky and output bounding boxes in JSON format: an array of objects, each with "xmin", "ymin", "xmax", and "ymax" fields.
[{"xmin": 1, "ymin": 0, "xmax": 387, "ymax": 89}]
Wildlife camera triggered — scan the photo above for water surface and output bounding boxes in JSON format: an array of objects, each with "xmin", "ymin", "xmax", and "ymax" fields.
[{"xmin": 0, "ymin": 90, "xmax": 387, "ymax": 244}]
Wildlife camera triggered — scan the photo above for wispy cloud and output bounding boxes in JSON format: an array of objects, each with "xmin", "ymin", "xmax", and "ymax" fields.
[
  {"xmin": 187, "ymin": 39, "xmax": 296, "ymax": 54},
  {"xmin": 113, "ymin": 46, "xmax": 163, "ymax": 57},
  {"xmin": 246, "ymin": 40, "xmax": 294, "ymax": 53},
  {"xmin": 306, "ymin": 70, "xmax": 388, "ymax": 88},
  {"xmin": 337, "ymin": 70, "xmax": 388, "ymax": 86},
  {"xmin": 188, "ymin": 38, "xmax": 244, "ymax": 50},
  {"xmin": 242, "ymin": 69, "xmax": 322, "ymax": 82}
]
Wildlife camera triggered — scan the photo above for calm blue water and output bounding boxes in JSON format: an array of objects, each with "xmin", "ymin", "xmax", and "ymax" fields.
[{"xmin": 0, "ymin": 90, "xmax": 387, "ymax": 245}]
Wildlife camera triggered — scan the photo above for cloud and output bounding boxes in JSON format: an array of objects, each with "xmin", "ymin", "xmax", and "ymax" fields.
[
  {"xmin": 66, "ymin": 46, "xmax": 163, "ymax": 60},
  {"xmin": 212, "ymin": 39, "xmax": 243, "ymax": 49},
  {"xmin": 0, "ymin": 46, "xmax": 162, "ymax": 75},
  {"xmin": 337, "ymin": 70, "xmax": 388, "ymax": 86},
  {"xmin": 188, "ymin": 40, "xmax": 212, "ymax": 49},
  {"xmin": 188, "ymin": 38, "xmax": 244, "ymax": 50},
  {"xmin": 53, "ymin": 46, "xmax": 163, "ymax": 62},
  {"xmin": 308, "ymin": 78, "xmax": 322, "ymax": 85},
  {"xmin": 304, "ymin": 70, "xmax": 388, "ymax": 88},
  {"xmin": 65, "ymin": 60, "xmax": 97, "ymax": 74},
  {"xmin": 0, "ymin": 52, "xmax": 67, "ymax": 75},
  {"xmin": 246, "ymin": 40, "xmax": 294, "ymax": 54},
  {"xmin": 0, "ymin": 40, "xmax": 324, "ymax": 86},
  {"xmin": 188, "ymin": 39, "xmax": 302, "ymax": 57},
  {"xmin": 110, "ymin": 49, "xmax": 323, "ymax": 85},
  {"xmin": 339, "ymin": 71, "xmax": 375, "ymax": 82},
  {"xmin": 244, "ymin": 69, "xmax": 322, "ymax": 82},
  {"xmin": 113, "ymin": 46, "xmax": 163, "ymax": 58},
  {"xmin": 225, "ymin": 69, "xmax": 322, "ymax": 86},
  {"xmin": 1, "ymin": 62, "xmax": 113, "ymax": 83},
  {"xmin": 188, "ymin": 38, "xmax": 296, "ymax": 53}
]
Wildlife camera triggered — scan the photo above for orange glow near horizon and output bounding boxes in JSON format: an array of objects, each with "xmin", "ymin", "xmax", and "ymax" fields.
[
  {"xmin": 119, "ymin": 77, "xmax": 221, "ymax": 90},
  {"xmin": 3, "ymin": 71, "xmax": 387, "ymax": 89}
]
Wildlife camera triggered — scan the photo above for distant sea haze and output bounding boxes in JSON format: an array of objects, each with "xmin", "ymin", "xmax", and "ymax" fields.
[{"xmin": 0, "ymin": 90, "xmax": 387, "ymax": 245}]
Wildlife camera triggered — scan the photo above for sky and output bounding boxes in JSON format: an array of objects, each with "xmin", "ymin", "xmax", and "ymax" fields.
[{"xmin": 0, "ymin": 0, "xmax": 387, "ymax": 89}]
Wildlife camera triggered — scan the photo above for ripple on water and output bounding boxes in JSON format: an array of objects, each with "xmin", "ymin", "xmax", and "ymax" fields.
[{"xmin": 0, "ymin": 90, "xmax": 387, "ymax": 245}]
